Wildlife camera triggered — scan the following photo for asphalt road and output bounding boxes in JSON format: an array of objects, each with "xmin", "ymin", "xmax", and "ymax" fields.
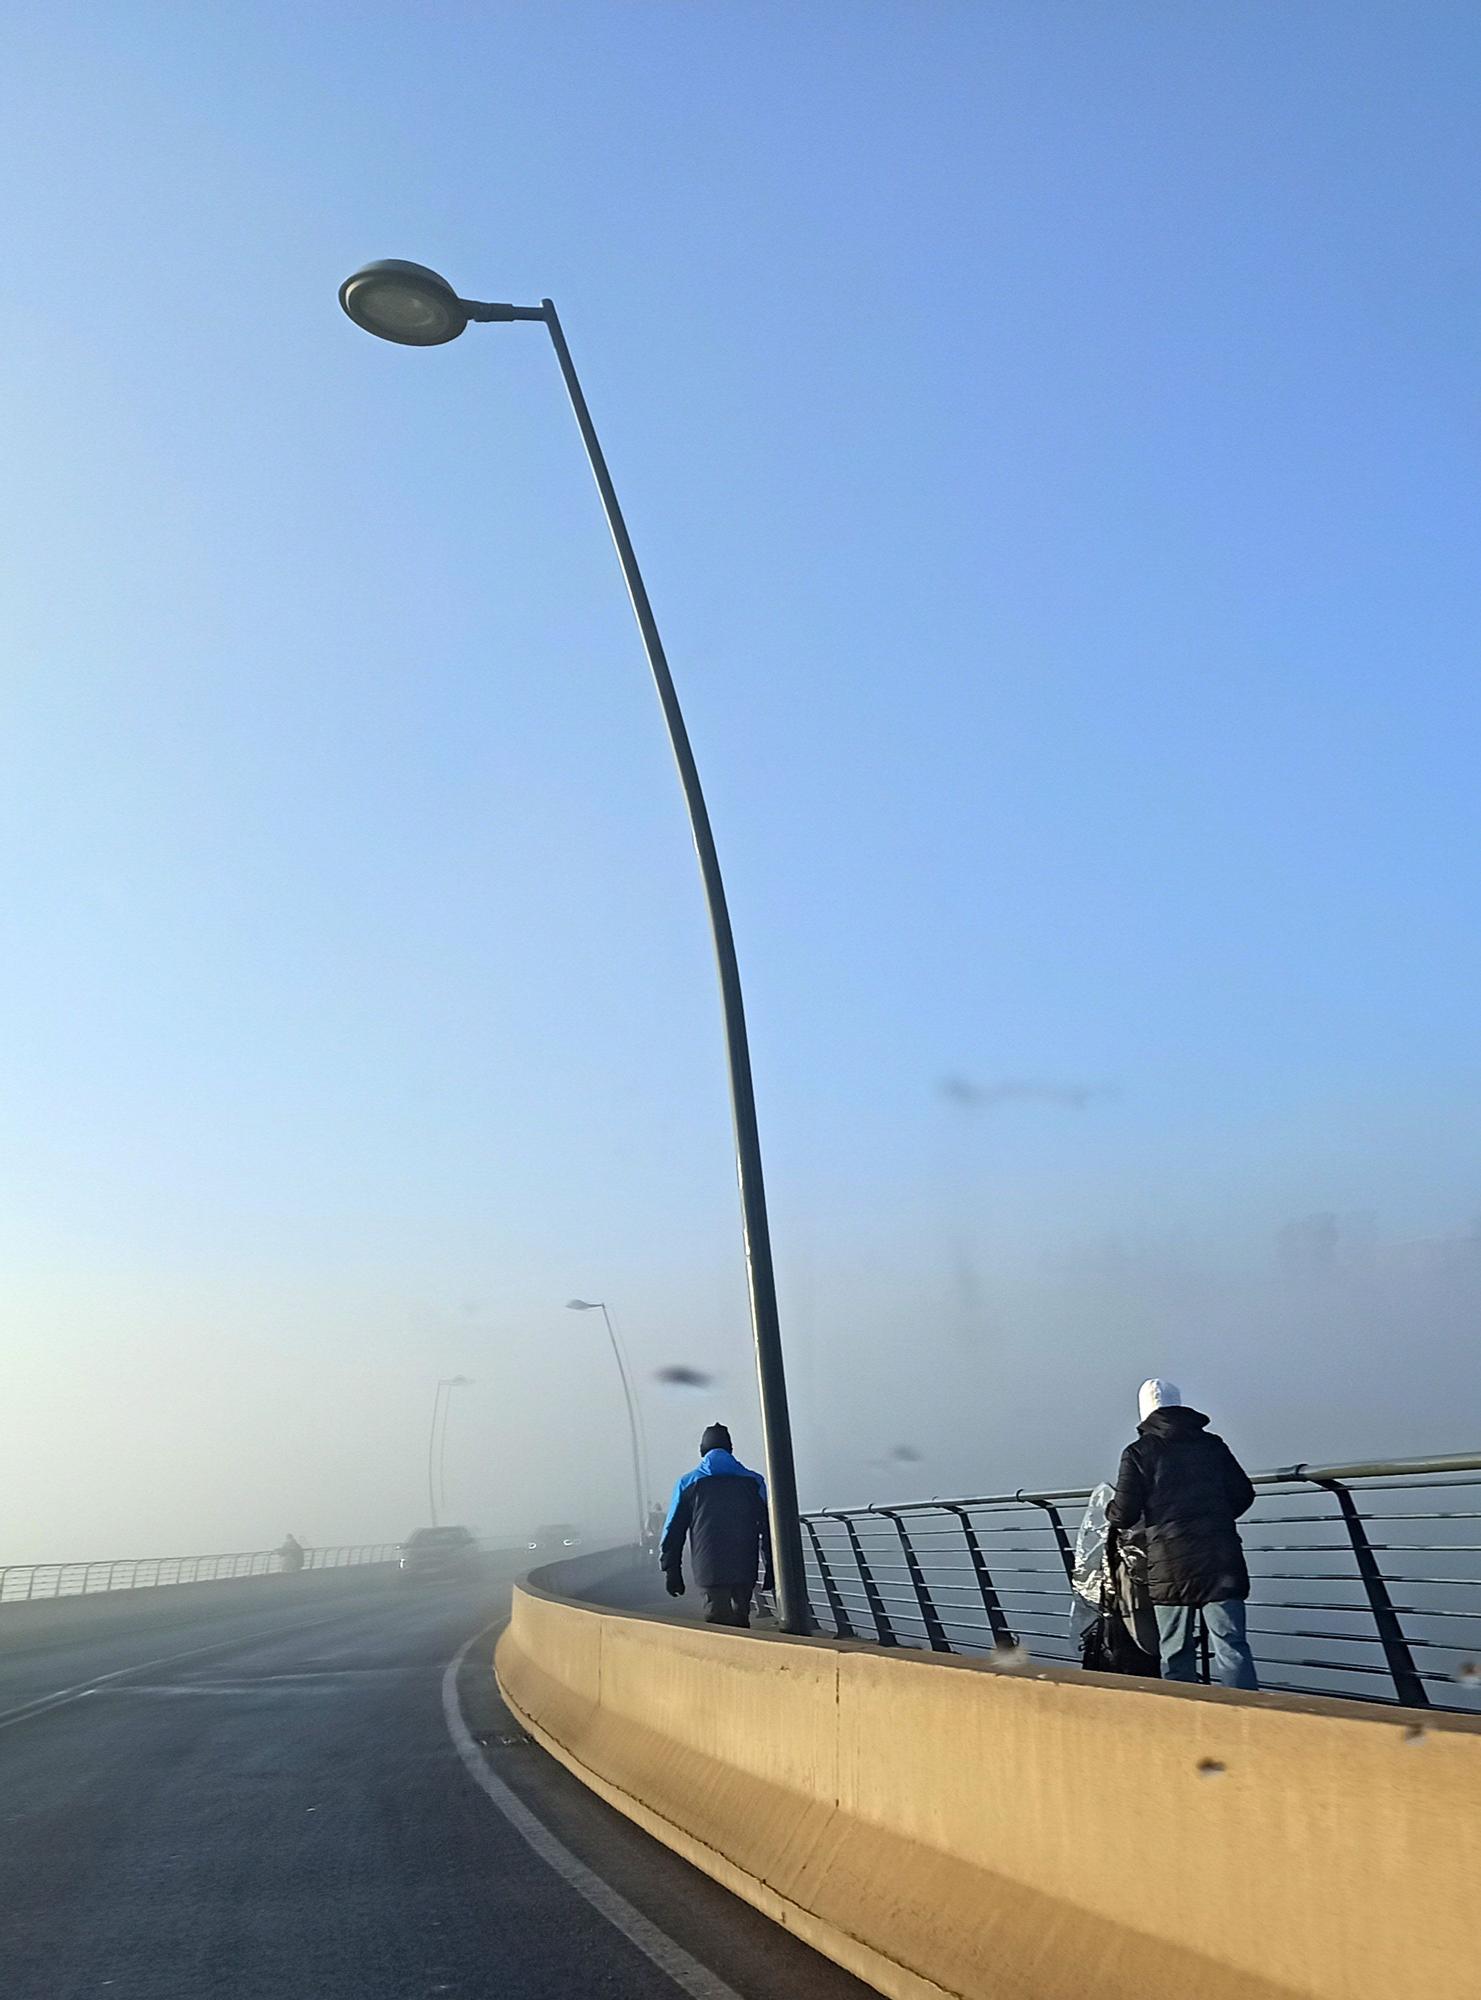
[{"xmin": 0, "ymin": 1563, "xmax": 869, "ymax": 2000}]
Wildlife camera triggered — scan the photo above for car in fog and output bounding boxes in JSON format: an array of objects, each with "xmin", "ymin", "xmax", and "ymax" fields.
[
  {"xmin": 526, "ymin": 1523, "xmax": 581, "ymax": 1556},
  {"xmin": 398, "ymin": 1525, "xmax": 480, "ymax": 1581}
]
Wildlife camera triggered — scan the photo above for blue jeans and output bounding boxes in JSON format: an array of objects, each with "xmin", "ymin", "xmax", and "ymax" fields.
[{"xmin": 1154, "ymin": 1601, "xmax": 1258, "ymax": 1690}]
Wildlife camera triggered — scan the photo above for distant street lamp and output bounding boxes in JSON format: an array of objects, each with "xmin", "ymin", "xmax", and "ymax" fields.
[
  {"xmin": 567, "ymin": 1301, "xmax": 647, "ymax": 1546},
  {"xmin": 339, "ymin": 261, "xmax": 809, "ymax": 1631},
  {"xmin": 427, "ymin": 1375, "xmax": 473, "ymax": 1527}
]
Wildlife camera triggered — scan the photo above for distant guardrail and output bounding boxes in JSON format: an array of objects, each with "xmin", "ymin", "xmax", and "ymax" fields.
[
  {"xmin": 802, "ymin": 1452, "xmax": 1481, "ymax": 1710},
  {"xmin": 0, "ymin": 1543, "xmax": 401, "ymax": 1604}
]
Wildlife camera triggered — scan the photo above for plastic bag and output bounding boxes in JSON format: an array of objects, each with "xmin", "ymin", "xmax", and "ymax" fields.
[
  {"xmin": 1069, "ymin": 1482, "xmax": 1112, "ymax": 1655},
  {"xmin": 1070, "ymin": 1483, "xmax": 1161, "ymax": 1674},
  {"xmin": 1072, "ymin": 1484, "xmax": 1114, "ymax": 1604}
]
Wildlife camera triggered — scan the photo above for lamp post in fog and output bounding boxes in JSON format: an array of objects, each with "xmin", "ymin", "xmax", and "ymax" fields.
[
  {"xmin": 338, "ymin": 261, "xmax": 809, "ymax": 1631},
  {"xmin": 427, "ymin": 1375, "xmax": 472, "ymax": 1527},
  {"xmin": 567, "ymin": 1299, "xmax": 647, "ymax": 1545}
]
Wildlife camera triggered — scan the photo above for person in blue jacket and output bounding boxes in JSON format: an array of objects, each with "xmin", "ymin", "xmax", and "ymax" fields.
[{"xmin": 660, "ymin": 1424, "xmax": 773, "ymax": 1627}]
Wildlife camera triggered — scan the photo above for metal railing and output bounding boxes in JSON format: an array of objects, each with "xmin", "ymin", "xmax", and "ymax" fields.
[
  {"xmin": 0, "ymin": 1543, "xmax": 401, "ymax": 1604},
  {"xmin": 802, "ymin": 1453, "xmax": 1481, "ymax": 1710}
]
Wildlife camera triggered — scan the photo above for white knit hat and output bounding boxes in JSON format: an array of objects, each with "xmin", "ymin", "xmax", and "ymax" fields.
[{"xmin": 1138, "ymin": 1377, "xmax": 1182, "ymax": 1422}]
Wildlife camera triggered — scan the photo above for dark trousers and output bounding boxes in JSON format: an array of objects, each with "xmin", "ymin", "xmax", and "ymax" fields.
[{"xmin": 702, "ymin": 1586, "xmax": 753, "ymax": 1628}]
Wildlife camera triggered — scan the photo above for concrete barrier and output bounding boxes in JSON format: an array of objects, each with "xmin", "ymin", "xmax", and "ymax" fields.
[
  {"xmin": 523, "ymin": 1544, "xmax": 645, "ymax": 1604},
  {"xmin": 496, "ymin": 1575, "xmax": 1481, "ymax": 2000}
]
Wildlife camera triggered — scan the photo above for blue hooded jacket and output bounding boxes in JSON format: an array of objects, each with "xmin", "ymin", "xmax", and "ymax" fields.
[{"xmin": 660, "ymin": 1448, "xmax": 771, "ymax": 1591}]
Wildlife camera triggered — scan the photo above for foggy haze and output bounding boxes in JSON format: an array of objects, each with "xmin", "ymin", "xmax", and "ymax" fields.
[
  {"xmin": 4, "ymin": 7, "xmax": 1479, "ymax": 1566},
  {"xmin": 8, "ymin": 1113, "xmax": 1479, "ymax": 1561}
]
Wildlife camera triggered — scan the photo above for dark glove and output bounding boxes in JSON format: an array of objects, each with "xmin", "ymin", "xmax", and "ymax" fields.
[{"xmin": 665, "ymin": 1572, "xmax": 685, "ymax": 1598}]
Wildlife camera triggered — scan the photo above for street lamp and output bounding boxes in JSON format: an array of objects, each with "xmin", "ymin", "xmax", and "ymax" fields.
[
  {"xmin": 567, "ymin": 1300, "xmax": 647, "ymax": 1546},
  {"xmin": 427, "ymin": 1374, "xmax": 472, "ymax": 1527},
  {"xmin": 439, "ymin": 1373, "xmax": 476, "ymax": 1519},
  {"xmin": 339, "ymin": 261, "xmax": 809, "ymax": 1632}
]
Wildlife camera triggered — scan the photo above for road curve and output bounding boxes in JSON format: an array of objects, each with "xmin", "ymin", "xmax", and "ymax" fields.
[{"xmin": 0, "ymin": 1562, "xmax": 869, "ymax": 2000}]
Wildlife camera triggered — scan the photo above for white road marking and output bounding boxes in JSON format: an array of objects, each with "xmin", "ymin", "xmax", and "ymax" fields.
[
  {"xmin": 81, "ymin": 1682, "xmax": 354, "ymax": 1698},
  {"xmin": 90, "ymin": 1668, "xmax": 415, "ymax": 1691},
  {"xmin": 190, "ymin": 1667, "xmax": 415, "ymax": 1682},
  {"xmin": 0, "ymin": 1612, "xmax": 367, "ymax": 1734},
  {"xmin": 442, "ymin": 1631, "xmax": 745, "ymax": 2000}
]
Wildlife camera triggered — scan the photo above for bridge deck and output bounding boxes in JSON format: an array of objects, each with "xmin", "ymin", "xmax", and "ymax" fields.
[{"xmin": 0, "ymin": 1559, "xmax": 866, "ymax": 2000}]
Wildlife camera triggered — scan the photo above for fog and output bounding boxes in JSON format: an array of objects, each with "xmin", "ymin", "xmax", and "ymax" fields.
[
  {"xmin": 796, "ymin": 1201, "xmax": 1481, "ymax": 1511},
  {"xmin": 8, "ymin": 1126, "xmax": 1478, "ymax": 1564},
  {"xmin": 3, "ymin": 4, "xmax": 1478, "ymax": 1569}
]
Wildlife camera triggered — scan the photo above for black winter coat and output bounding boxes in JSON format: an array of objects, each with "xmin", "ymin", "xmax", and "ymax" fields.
[{"xmin": 1106, "ymin": 1407, "xmax": 1255, "ymax": 1605}]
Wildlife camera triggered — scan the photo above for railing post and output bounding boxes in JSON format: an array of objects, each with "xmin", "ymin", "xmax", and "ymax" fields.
[
  {"xmin": 802, "ymin": 1520, "xmax": 854, "ymax": 1637},
  {"xmin": 833, "ymin": 1514, "xmax": 896, "ymax": 1646},
  {"xmin": 944, "ymin": 1506, "xmax": 1015, "ymax": 1646},
  {"xmin": 878, "ymin": 1510, "xmax": 950, "ymax": 1652},
  {"xmin": 1020, "ymin": 1496, "xmax": 1077, "ymax": 1582},
  {"xmin": 1312, "ymin": 1475, "xmax": 1429, "ymax": 1707}
]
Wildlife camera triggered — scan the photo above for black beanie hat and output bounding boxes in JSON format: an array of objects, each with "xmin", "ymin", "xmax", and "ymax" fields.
[{"xmin": 700, "ymin": 1423, "xmax": 732, "ymax": 1455}]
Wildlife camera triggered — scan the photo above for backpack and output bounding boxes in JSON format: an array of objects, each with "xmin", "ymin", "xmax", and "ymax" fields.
[{"xmin": 1079, "ymin": 1546, "xmax": 1161, "ymax": 1677}]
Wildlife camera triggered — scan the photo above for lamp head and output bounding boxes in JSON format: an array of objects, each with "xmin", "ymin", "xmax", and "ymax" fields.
[
  {"xmin": 338, "ymin": 260, "xmax": 468, "ymax": 346},
  {"xmin": 566, "ymin": 1299, "xmax": 601, "ymax": 1312}
]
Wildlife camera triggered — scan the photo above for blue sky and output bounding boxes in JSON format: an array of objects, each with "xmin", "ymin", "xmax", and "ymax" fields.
[{"xmin": 2, "ymin": 4, "xmax": 1479, "ymax": 1554}]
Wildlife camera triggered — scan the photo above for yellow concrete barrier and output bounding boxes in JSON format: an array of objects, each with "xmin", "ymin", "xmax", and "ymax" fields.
[{"xmin": 495, "ymin": 1579, "xmax": 1481, "ymax": 2000}]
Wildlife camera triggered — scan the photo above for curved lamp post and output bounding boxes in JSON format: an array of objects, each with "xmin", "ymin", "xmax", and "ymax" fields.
[
  {"xmin": 340, "ymin": 262, "xmax": 808, "ymax": 1632},
  {"xmin": 427, "ymin": 1374, "xmax": 472, "ymax": 1527},
  {"xmin": 567, "ymin": 1300, "xmax": 647, "ymax": 1546}
]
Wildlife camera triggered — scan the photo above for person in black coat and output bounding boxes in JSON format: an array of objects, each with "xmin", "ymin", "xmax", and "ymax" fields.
[
  {"xmin": 1106, "ymin": 1379, "xmax": 1259, "ymax": 1689},
  {"xmin": 660, "ymin": 1424, "xmax": 773, "ymax": 1628}
]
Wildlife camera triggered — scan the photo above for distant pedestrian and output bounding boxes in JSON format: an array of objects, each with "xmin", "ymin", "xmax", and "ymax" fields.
[
  {"xmin": 1106, "ymin": 1380, "xmax": 1259, "ymax": 1690},
  {"xmin": 660, "ymin": 1424, "xmax": 773, "ymax": 1628},
  {"xmin": 277, "ymin": 1533, "xmax": 305, "ymax": 1574}
]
